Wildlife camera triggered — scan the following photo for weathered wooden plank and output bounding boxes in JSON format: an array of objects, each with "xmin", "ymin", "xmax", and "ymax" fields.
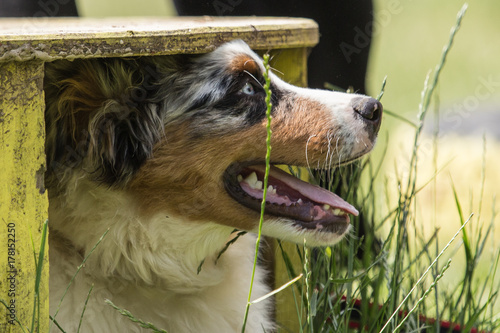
[
  {"xmin": 0, "ymin": 60, "xmax": 49, "ymax": 333},
  {"xmin": 0, "ymin": 17, "xmax": 318, "ymax": 62}
]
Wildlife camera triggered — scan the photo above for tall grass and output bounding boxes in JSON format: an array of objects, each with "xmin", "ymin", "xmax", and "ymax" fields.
[{"xmin": 275, "ymin": 3, "xmax": 500, "ymax": 332}]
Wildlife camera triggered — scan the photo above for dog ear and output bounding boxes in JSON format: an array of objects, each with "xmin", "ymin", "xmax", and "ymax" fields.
[
  {"xmin": 87, "ymin": 86, "xmax": 163, "ymax": 185},
  {"xmin": 45, "ymin": 58, "xmax": 163, "ymax": 186}
]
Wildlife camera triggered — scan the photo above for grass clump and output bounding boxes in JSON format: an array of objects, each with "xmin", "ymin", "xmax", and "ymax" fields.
[{"xmin": 274, "ymin": 4, "xmax": 500, "ymax": 332}]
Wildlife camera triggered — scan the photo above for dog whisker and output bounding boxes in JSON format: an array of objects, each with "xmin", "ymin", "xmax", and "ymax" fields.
[
  {"xmin": 324, "ymin": 133, "xmax": 333, "ymax": 171},
  {"xmin": 243, "ymin": 69, "xmax": 264, "ymax": 89},
  {"xmin": 305, "ymin": 134, "xmax": 317, "ymax": 172},
  {"xmin": 269, "ymin": 66, "xmax": 284, "ymax": 77}
]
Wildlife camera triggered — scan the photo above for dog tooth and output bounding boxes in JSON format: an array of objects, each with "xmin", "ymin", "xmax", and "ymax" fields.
[
  {"xmin": 323, "ymin": 204, "xmax": 331, "ymax": 211},
  {"xmin": 297, "ymin": 198, "xmax": 303, "ymax": 204},
  {"xmin": 255, "ymin": 181, "xmax": 263, "ymax": 190},
  {"xmin": 237, "ymin": 175, "xmax": 243, "ymax": 183},
  {"xmin": 267, "ymin": 185, "xmax": 276, "ymax": 194},
  {"xmin": 332, "ymin": 209, "xmax": 342, "ymax": 216},
  {"xmin": 243, "ymin": 172, "xmax": 258, "ymax": 188}
]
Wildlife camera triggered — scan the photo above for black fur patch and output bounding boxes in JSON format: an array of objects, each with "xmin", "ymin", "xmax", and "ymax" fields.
[{"xmin": 44, "ymin": 58, "xmax": 163, "ymax": 187}]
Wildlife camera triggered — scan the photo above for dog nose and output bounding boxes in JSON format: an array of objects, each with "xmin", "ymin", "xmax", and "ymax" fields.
[{"xmin": 351, "ymin": 97, "xmax": 383, "ymax": 124}]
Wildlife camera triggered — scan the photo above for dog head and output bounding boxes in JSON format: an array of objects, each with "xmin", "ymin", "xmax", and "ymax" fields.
[{"xmin": 45, "ymin": 40, "xmax": 382, "ymax": 247}]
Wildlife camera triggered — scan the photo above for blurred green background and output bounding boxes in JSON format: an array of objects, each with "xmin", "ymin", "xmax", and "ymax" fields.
[{"xmin": 368, "ymin": 0, "xmax": 500, "ymax": 116}]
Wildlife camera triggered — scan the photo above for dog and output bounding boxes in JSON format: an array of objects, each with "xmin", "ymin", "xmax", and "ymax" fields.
[{"xmin": 44, "ymin": 40, "xmax": 382, "ymax": 332}]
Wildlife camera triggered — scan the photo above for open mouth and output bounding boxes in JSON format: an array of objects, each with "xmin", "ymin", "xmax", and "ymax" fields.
[{"xmin": 223, "ymin": 163, "xmax": 358, "ymax": 234}]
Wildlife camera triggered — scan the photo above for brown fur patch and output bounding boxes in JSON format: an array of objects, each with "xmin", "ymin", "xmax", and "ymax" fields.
[
  {"xmin": 128, "ymin": 94, "xmax": 340, "ymax": 231},
  {"xmin": 229, "ymin": 55, "xmax": 261, "ymax": 76},
  {"xmin": 271, "ymin": 96, "xmax": 338, "ymax": 164},
  {"xmin": 56, "ymin": 65, "xmax": 107, "ymax": 141}
]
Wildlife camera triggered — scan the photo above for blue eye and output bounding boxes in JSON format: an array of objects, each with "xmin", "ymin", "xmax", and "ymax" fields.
[{"xmin": 241, "ymin": 82, "xmax": 255, "ymax": 95}]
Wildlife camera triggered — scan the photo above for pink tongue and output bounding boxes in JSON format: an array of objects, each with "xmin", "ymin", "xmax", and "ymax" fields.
[{"xmin": 250, "ymin": 165, "xmax": 359, "ymax": 216}]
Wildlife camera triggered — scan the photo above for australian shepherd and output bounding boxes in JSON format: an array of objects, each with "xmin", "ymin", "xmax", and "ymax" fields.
[{"xmin": 44, "ymin": 40, "xmax": 382, "ymax": 332}]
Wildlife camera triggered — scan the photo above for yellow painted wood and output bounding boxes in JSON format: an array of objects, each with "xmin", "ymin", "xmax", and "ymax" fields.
[
  {"xmin": 0, "ymin": 60, "xmax": 49, "ymax": 332},
  {"xmin": 269, "ymin": 48, "xmax": 309, "ymax": 332},
  {"xmin": 0, "ymin": 17, "xmax": 318, "ymax": 62},
  {"xmin": 268, "ymin": 48, "xmax": 309, "ymax": 88}
]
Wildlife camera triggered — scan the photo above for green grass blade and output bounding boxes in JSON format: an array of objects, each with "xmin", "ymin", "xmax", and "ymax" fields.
[
  {"xmin": 376, "ymin": 76, "xmax": 387, "ymax": 101},
  {"xmin": 241, "ymin": 52, "xmax": 273, "ymax": 333},
  {"xmin": 250, "ymin": 274, "xmax": 303, "ymax": 305},
  {"xmin": 393, "ymin": 259, "xmax": 452, "ymax": 333},
  {"xmin": 419, "ymin": 3, "xmax": 467, "ymax": 121},
  {"xmin": 31, "ymin": 219, "xmax": 48, "ymax": 333},
  {"xmin": 380, "ymin": 213, "xmax": 473, "ymax": 333},
  {"xmin": 77, "ymin": 284, "xmax": 94, "ymax": 333},
  {"xmin": 105, "ymin": 299, "xmax": 168, "ymax": 333},
  {"xmin": 49, "ymin": 315, "xmax": 67, "ymax": 333},
  {"xmin": 50, "ymin": 229, "xmax": 109, "ymax": 330},
  {"xmin": 0, "ymin": 299, "xmax": 28, "ymax": 333}
]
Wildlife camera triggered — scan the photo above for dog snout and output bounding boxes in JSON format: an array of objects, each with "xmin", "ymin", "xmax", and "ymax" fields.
[{"xmin": 351, "ymin": 97, "xmax": 383, "ymax": 128}]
